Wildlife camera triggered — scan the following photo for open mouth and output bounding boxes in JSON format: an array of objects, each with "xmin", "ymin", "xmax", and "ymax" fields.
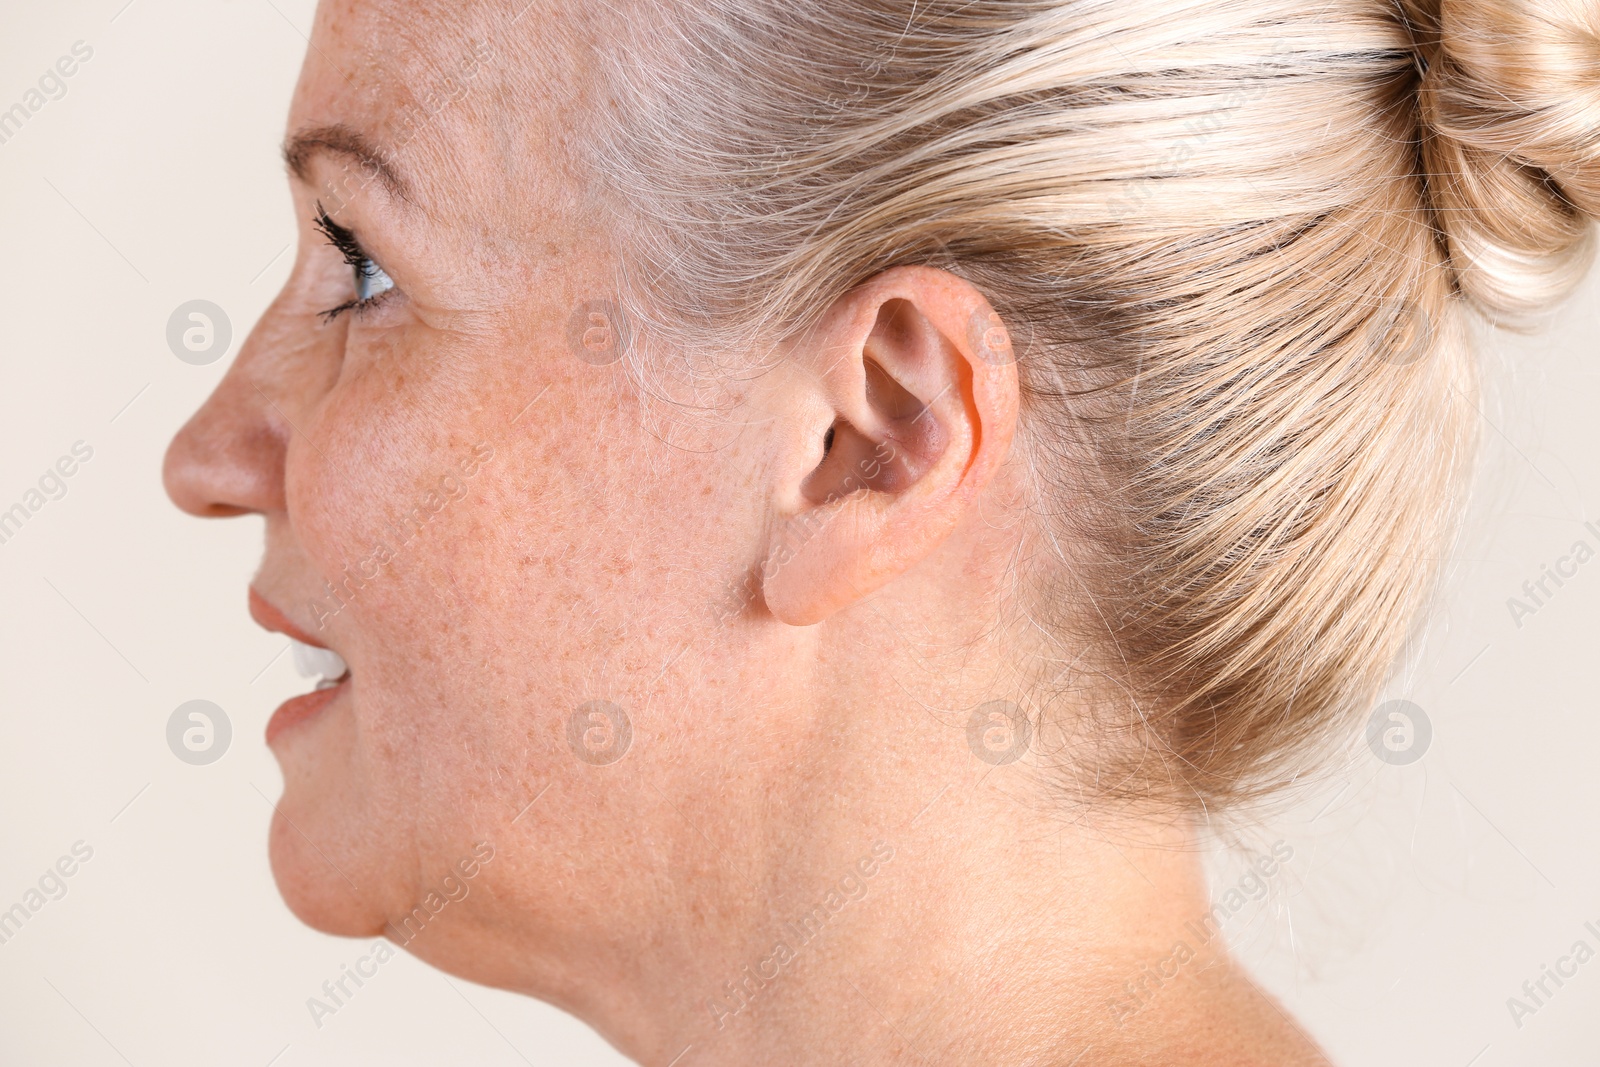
[{"xmin": 249, "ymin": 587, "xmax": 353, "ymax": 744}]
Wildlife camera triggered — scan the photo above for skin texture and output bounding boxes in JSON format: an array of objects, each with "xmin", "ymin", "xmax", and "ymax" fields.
[{"xmin": 163, "ymin": 1, "xmax": 1334, "ymax": 1064}]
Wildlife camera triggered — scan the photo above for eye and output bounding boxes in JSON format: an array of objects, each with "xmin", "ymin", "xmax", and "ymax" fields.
[
  {"xmin": 313, "ymin": 202, "xmax": 398, "ymax": 321},
  {"xmin": 355, "ymin": 257, "xmax": 394, "ymax": 303}
]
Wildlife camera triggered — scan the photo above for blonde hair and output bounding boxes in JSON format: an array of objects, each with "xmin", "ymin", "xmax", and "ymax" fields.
[{"xmin": 589, "ymin": 0, "xmax": 1600, "ymax": 809}]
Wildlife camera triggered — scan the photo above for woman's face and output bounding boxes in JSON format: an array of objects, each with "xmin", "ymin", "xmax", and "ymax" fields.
[{"xmin": 165, "ymin": 0, "xmax": 794, "ymax": 996}]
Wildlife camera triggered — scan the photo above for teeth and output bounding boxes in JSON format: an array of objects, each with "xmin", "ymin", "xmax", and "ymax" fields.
[{"xmin": 291, "ymin": 638, "xmax": 349, "ymax": 687}]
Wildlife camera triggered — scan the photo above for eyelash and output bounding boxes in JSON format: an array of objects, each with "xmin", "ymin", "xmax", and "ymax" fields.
[{"xmin": 313, "ymin": 202, "xmax": 394, "ymax": 322}]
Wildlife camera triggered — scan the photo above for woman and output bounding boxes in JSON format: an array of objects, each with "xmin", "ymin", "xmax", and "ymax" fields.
[{"xmin": 162, "ymin": 0, "xmax": 1600, "ymax": 1062}]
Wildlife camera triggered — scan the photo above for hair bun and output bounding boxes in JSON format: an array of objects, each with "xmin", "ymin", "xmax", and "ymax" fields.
[{"xmin": 1409, "ymin": 0, "xmax": 1600, "ymax": 317}]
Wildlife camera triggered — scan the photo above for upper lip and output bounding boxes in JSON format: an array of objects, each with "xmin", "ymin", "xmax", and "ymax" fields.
[{"xmin": 249, "ymin": 587, "xmax": 331, "ymax": 649}]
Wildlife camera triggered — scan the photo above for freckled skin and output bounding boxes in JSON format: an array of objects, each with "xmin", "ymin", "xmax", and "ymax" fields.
[{"xmin": 163, "ymin": 2, "xmax": 1333, "ymax": 1065}]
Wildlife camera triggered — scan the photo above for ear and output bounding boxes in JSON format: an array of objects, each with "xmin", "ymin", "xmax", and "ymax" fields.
[{"xmin": 762, "ymin": 266, "xmax": 1019, "ymax": 626}]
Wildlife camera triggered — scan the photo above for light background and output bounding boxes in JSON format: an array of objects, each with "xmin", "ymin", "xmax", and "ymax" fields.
[{"xmin": 0, "ymin": 3, "xmax": 1595, "ymax": 1065}]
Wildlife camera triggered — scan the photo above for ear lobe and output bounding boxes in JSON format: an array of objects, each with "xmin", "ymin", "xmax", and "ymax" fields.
[{"xmin": 762, "ymin": 269, "xmax": 1018, "ymax": 627}]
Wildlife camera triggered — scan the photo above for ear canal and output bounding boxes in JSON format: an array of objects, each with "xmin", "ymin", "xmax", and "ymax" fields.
[{"xmin": 800, "ymin": 418, "xmax": 923, "ymax": 505}]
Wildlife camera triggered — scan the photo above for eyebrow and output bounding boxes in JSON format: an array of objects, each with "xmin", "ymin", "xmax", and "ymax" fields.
[{"xmin": 283, "ymin": 124, "xmax": 411, "ymax": 202}]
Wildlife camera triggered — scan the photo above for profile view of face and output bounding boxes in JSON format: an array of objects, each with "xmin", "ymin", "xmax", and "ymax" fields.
[
  {"xmin": 162, "ymin": 0, "xmax": 1354, "ymax": 1064},
  {"xmin": 167, "ymin": 0, "xmax": 774, "ymax": 976}
]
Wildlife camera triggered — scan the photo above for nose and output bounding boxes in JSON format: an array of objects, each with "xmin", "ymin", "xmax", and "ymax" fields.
[{"xmin": 163, "ymin": 317, "xmax": 292, "ymax": 519}]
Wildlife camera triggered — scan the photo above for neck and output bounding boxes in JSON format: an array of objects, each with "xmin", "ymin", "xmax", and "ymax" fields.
[{"xmin": 610, "ymin": 755, "xmax": 1221, "ymax": 1066}]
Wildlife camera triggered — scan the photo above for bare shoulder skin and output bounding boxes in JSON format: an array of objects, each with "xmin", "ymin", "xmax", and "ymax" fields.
[{"xmin": 1105, "ymin": 957, "xmax": 1335, "ymax": 1066}]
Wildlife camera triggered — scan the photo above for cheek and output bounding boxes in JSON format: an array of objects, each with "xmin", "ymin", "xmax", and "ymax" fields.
[
  {"xmin": 290, "ymin": 368, "xmax": 460, "ymax": 609},
  {"xmin": 286, "ymin": 342, "xmax": 499, "ymax": 731},
  {"xmin": 277, "ymin": 325, "xmax": 758, "ymax": 911},
  {"xmin": 281, "ymin": 327, "xmax": 617, "ymax": 769}
]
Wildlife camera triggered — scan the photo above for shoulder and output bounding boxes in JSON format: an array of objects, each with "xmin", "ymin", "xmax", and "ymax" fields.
[{"xmin": 1084, "ymin": 954, "xmax": 1334, "ymax": 1067}]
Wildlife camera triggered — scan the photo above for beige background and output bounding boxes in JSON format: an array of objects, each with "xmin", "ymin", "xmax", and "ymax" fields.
[{"xmin": 0, "ymin": 2, "xmax": 1595, "ymax": 1064}]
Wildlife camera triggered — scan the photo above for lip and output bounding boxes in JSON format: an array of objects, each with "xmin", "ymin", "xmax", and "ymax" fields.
[
  {"xmin": 250, "ymin": 587, "xmax": 349, "ymax": 744},
  {"xmin": 266, "ymin": 679, "xmax": 349, "ymax": 745},
  {"xmin": 249, "ymin": 587, "xmax": 331, "ymax": 649}
]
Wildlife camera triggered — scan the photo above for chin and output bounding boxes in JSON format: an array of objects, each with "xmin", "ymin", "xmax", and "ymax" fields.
[{"xmin": 267, "ymin": 806, "xmax": 387, "ymax": 938}]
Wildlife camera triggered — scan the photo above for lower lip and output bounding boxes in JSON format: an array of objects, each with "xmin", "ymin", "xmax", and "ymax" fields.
[{"xmin": 266, "ymin": 678, "xmax": 349, "ymax": 745}]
